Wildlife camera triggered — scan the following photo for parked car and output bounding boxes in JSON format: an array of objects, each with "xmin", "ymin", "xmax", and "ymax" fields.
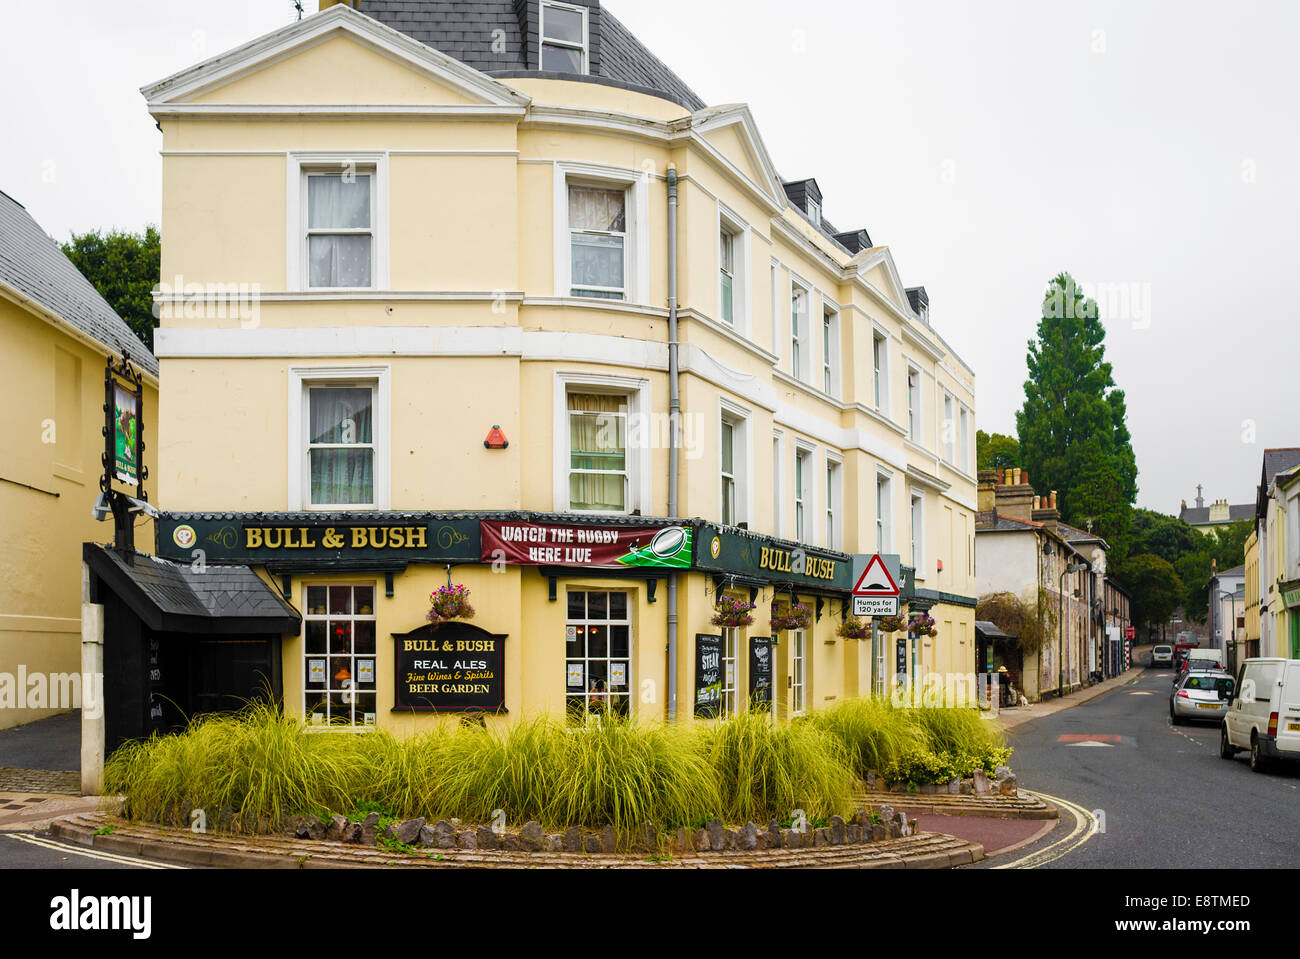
[
  {"xmin": 1152, "ymin": 645, "xmax": 1174, "ymax": 667},
  {"xmin": 1175, "ymin": 648, "xmax": 1224, "ymax": 684},
  {"xmin": 1170, "ymin": 670, "xmax": 1234, "ymax": 725},
  {"xmin": 1221, "ymin": 658, "xmax": 1300, "ymax": 772}
]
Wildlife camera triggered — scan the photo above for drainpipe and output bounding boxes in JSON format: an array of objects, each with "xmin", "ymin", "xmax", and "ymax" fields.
[{"xmin": 666, "ymin": 166, "xmax": 680, "ymax": 723}]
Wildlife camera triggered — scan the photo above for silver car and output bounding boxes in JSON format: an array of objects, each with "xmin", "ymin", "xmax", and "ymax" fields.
[{"xmin": 1170, "ymin": 670, "xmax": 1234, "ymax": 725}]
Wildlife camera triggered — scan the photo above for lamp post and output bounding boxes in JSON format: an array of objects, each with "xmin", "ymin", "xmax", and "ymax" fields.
[{"xmin": 1059, "ymin": 562, "xmax": 1089, "ymax": 697}]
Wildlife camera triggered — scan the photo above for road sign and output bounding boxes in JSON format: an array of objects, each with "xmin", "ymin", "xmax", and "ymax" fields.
[
  {"xmin": 853, "ymin": 596, "xmax": 899, "ymax": 617},
  {"xmin": 852, "ymin": 554, "xmax": 900, "ymax": 596}
]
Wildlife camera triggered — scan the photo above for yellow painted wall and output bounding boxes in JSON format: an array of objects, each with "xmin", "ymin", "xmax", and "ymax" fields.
[{"xmin": 0, "ymin": 294, "xmax": 158, "ymax": 729}]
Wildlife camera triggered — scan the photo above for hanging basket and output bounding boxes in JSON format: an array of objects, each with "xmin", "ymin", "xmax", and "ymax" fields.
[
  {"xmin": 875, "ymin": 614, "xmax": 907, "ymax": 634},
  {"xmin": 909, "ymin": 613, "xmax": 936, "ymax": 636},
  {"xmin": 837, "ymin": 616, "xmax": 870, "ymax": 640},
  {"xmin": 770, "ymin": 601, "xmax": 813, "ymax": 632},
  {"xmin": 710, "ymin": 597, "xmax": 757, "ymax": 628},
  {"xmin": 427, "ymin": 584, "xmax": 476, "ymax": 625}
]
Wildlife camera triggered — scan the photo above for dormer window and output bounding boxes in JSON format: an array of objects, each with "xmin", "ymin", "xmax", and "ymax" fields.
[
  {"xmin": 541, "ymin": 1, "xmax": 589, "ymax": 73},
  {"xmin": 806, "ymin": 197, "xmax": 821, "ymax": 226}
]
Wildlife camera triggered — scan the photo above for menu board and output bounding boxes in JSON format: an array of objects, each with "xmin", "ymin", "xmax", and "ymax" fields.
[
  {"xmin": 750, "ymin": 637, "xmax": 774, "ymax": 711},
  {"xmin": 695, "ymin": 633, "xmax": 722, "ymax": 718},
  {"xmin": 392, "ymin": 622, "xmax": 506, "ymax": 713}
]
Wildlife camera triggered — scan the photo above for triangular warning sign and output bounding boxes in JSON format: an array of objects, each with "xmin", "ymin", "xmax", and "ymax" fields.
[{"xmin": 853, "ymin": 554, "xmax": 899, "ymax": 596}]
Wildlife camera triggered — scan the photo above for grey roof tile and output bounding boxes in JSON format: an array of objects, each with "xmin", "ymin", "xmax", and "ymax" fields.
[{"xmin": 0, "ymin": 190, "xmax": 158, "ymax": 377}]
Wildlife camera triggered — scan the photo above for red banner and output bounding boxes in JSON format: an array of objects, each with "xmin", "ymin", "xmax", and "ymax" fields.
[{"xmin": 480, "ymin": 521, "xmax": 689, "ymax": 569}]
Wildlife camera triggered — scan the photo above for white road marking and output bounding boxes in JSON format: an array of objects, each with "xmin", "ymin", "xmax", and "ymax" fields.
[
  {"xmin": 993, "ymin": 791, "xmax": 1098, "ymax": 869},
  {"xmin": 3, "ymin": 832, "xmax": 184, "ymax": 869}
]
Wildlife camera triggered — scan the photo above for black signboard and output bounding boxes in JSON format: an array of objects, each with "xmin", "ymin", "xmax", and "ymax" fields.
[
  {"xmin": 695, "ymin": 633, "xmax": 722, "ymax": 718},
  {"xmin": 750, "ymin": 636, "xmax": 774, "ymax": 711},
  {"xmin": 896, "ymin": 636, "xmax": 908, "ymax": 683},
  {"xmin": 156, "ymin": 515, "xmax": 481, "ymax": 566},
  {"xmin": 392, "ymin": 622, "xmax": 506, "ymax": 713},
  {"xmin": 693, "ymin": 524, "xmax": 852, "ymax": 591}
]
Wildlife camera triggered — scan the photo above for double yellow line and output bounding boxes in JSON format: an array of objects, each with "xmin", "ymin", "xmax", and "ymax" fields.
[
  {"xmin": 992, "ymin": 791, "xmax": 1098, "ymax": 869},
  {"xmin": 3, "ymin": 831, "xmax": 184, "ymax": 869}
]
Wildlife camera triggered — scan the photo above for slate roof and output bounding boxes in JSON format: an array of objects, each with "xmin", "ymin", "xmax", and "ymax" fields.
[
  {"xmin": 84, "ymin": 543, "xmax": 300, "ymax": 633},
  {"xmin": 1264, "ymin": 448, "xmax": 1300, "ymax": 488},
  {"xmin": 975, "ymin": 620, "xmax": 1012, "ymax": 640},
  {"xmin": 0, "ymin": 190, "xmax": 158, "ymax": 377},
  {"xmin": 1177, "ymin": 503, "xmax": 1254, "ymax": 526},
  {"xmin": 354, "ymin": 0, "xmax": 706, "ymax": 111}
]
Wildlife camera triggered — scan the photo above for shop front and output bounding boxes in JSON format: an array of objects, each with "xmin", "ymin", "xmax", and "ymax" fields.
[{"xmin": 77, "ymin": 512, "xmax": 976, "ymax": 745}]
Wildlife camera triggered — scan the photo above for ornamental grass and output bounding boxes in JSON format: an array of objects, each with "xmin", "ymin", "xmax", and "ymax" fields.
[{"xmin": 105, "ymin": 694, "xmax": 1011, "ymax": 833}]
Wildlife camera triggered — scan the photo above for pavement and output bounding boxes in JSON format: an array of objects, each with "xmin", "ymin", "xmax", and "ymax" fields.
[
  {"xmin": 0, "ymin": 710, "xmax": 81, "ymax": 771},
  {"xmin": 992, "ymin": 645, "xmax": 1152, "ymax": 730}
]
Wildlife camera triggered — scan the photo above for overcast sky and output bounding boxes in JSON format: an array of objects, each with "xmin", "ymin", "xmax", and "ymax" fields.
[{"xmin": 3, "ymin": 0, "xmax": 1296, "ymax": 514}]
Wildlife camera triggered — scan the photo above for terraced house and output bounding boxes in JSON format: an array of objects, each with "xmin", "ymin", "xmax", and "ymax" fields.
[{"xmin": 96, "ymin": 0, "xmax": 979, "ymax": 743}]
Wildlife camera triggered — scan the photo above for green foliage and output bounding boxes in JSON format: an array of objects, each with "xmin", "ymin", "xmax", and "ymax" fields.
[
  {"xmin": 976, "ymin": 430, "xmax": 1020, "ymax": 471},
  {"xmin": 61, "ymin": 226, "xmax": 161, "ymax": 350},
  {"xmin": 804, "ymin": 697, "xmax": 912, "ymax": 776},
  {"xmin": 1016, "ymin": 273, "xmax": 1138, "ymax": 561},
  {"xmin": 1113, "ymin": 553, "xmax": 1184, "ymax": 631},
  {"xmin": 1118, "ymin": 511, "xmax": 1251, "ymax": 625},
  {"xmin": 975, "ymin": 591, "xmax": 1049, "ymax": 654}
]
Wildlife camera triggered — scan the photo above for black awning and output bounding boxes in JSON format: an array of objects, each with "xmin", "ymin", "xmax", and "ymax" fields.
[
  {"xmin": 975, "ymin": 620, "xmax": 1014, "ymax": 641},
  {"xmin": 84, "ymin": 543, "xmax": 301, "ymax": 635}
]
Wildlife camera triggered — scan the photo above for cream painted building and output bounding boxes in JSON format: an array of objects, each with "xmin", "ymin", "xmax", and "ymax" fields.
[
  {"xmin": 109, "ymin": 1, "xmax": 978, "ymax": 739},
  {"xmin": 0, "ymin": 189, "xmax": 158, "ymax": 730}
]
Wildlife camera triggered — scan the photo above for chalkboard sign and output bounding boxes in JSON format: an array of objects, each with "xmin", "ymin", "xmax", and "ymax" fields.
[
  {"xmin": 695, "ymin": 633, "xmax": 722, "ymax": 718},
  {"xmin": 895, "ymin": 636, "xmax": 908, "ymax": 683},
  {"xmin": 750, "ymin": 636, "xmax": 773, "ymax": 711},
  {"xmin": 392, "ymin": 622, "xmax": 507, "ymax": 713}
]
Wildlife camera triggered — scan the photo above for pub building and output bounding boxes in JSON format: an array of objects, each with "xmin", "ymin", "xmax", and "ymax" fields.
[{"xmin": 86, "ymin": 1, "xmax": 982, "ymax": 751}]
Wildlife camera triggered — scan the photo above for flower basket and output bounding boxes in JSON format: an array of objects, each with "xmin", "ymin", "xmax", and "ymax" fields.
[
  {"xmin": 770, "ymin": 601, "xmax": 813, "ymax": 632},
  {"xmin": 426, "ymin": 584, "xmax": 475, "ymax": 625},
  {"xmin": 909, "ymin": 614, "xmax": 936, "ymax": 636},
  {"xmin": 837, "ymin": 616, "xmax": 870, "ymax": 640},
  {"xmin": 711, "ymin": 597, "xmax": 757, "ymax": 628},
  {"xmin": 875, "ymin": 614, "xmax": 907, "ymax": 634}
]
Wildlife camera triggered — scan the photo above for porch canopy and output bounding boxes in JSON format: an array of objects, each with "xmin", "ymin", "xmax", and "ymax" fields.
[{"xmin": 83, "ymin": 543, "xmax": 301, "ymax": 634}]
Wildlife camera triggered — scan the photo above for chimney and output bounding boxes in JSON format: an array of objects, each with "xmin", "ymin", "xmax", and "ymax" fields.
[
  {"xmin": 1032, "ymin": 489, "xmax": 1062, "ymax": 534},
  {"xmin": 977, "ymin": 469, "xmax": 998, "ymax": 513},
  {"xmin": 995, "ymin": 470, "xmax": 1036, "ymax": 523}
]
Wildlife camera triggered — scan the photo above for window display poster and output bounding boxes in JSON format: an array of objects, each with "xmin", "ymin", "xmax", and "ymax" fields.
[
  {"xmin": 749, "ymin": 637, "xmax": 773, "ymax": 710},
  {"xmin": 309, "ymin": 659, "xmax": 326, "ymax": 684},
  {"xmin": 695, "ymin": 633, "xmax": 722, "ymax": 718},
  {"xmin": 610, "ymin": 661, "xmax": 627, "ymax": 687},
  {"xmin": 567, "ymin": 663, "xmax": 584, "ymax": 688},
  {"xmin": 358, "ymin": 659, "xmax": 375, "ymax": 684}
]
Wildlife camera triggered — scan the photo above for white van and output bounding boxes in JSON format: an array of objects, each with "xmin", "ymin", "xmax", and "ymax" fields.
[{"xmin": 1221, "ymin": 658, "xmax": 1300, "ymax": 772}]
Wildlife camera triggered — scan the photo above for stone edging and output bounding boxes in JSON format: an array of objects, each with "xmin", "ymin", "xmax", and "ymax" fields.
[
  {"xmin": 850, "ymin": 789, "xmax": 1057, "ymax": 821},
  {"xmin": 48, "ymin": 814, "xmax": 985, "ymax": 870}
]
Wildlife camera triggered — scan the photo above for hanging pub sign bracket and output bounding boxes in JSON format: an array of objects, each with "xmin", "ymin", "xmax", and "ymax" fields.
[{"xmin": 100, "ymin": 353, "xmax": 147, "ymax": 556}]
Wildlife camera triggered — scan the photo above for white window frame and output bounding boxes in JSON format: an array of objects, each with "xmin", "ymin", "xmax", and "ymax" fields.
[
  {"xmin": 794, "ymin": 443, "xmax": 815, "ymax": 544},
  {"xmin": 302, "ymin": 582, "xmax": 378, "ymax": 728},
  {"xmin": 959, "ymin": 405, "xmax": 971, "ymax": 473},
  {"xmin": 790, "ymin": 279, "xmax": 810, "ymax": 382},
  {"xmin": 565, "ymin": 589, "xmax": 633, "ymax": 720},
  {"xmin": 872, "ymin": 332, "xmax": 884, "ymax": 411},
  {"xmin": 876, "ymin": 470, "xmax": 893, "ymax": 553},
  {"xmin": 772, "ymin": 431, "xmax": 784, "ymax": 538},
  {"xmin": 716, "ymin": 204, "xmax": 750, "ymax": 334},
  {"xmin": 825, "ymin": 454, "xmax": 842, "ymax": 551},
  {"xmin": 790, "ymin": 629, "xmax": 807, "ymax": 716},
  {"xmin": 554, "ymin": 162, "xmax": 650, "ymax": 304},
  {"xmin": 806, "ymin": 196, "xmax": 821, "ymax": 227},
  {"xmin": 719, "ymin": 398, "xmax": 752, "ymax": 528},
  {"xmin": 770, "ymin": 263, "xmax": 781, "ymax": 358},
  {"xmin": 942, "ymin": 391, "xmax": 956, "ymax": 463},
  {"xmin": 721, "ymin": 625, "xmax": 740, "ymax": 718},
  {"xmin": 288, "ymin": 365, "xmax": 391, "ymax": 511},
  {"xmin": 540, "ymin": 0, "xmax": 590, "ymax": 74},
  {"xmin": 907, "ymin": 365, "xmax": 921, "ymax": 442},
  {"xmin": 910, "ymin": 491, "xmax": 925, "ymax": 579},
  {"xmin": 821, "ymin": 300, "xmax": 839, "ymax": 397},
  {"xmin": 554, "ymin": 371, "xmax": 652, "ymax": 515},
  {"xmin": 286, "ymin": 152, "xmax": 389, "ymax": 293}
]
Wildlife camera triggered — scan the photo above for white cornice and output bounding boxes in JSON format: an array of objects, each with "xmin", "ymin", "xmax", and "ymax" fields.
[
  {"xmin": 141, "ymin": 4, "xmax": 530, "ymax": 110},
  {"xmin": 148, "ymin": 104, "xmax": 526, "ymax": 120}
]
